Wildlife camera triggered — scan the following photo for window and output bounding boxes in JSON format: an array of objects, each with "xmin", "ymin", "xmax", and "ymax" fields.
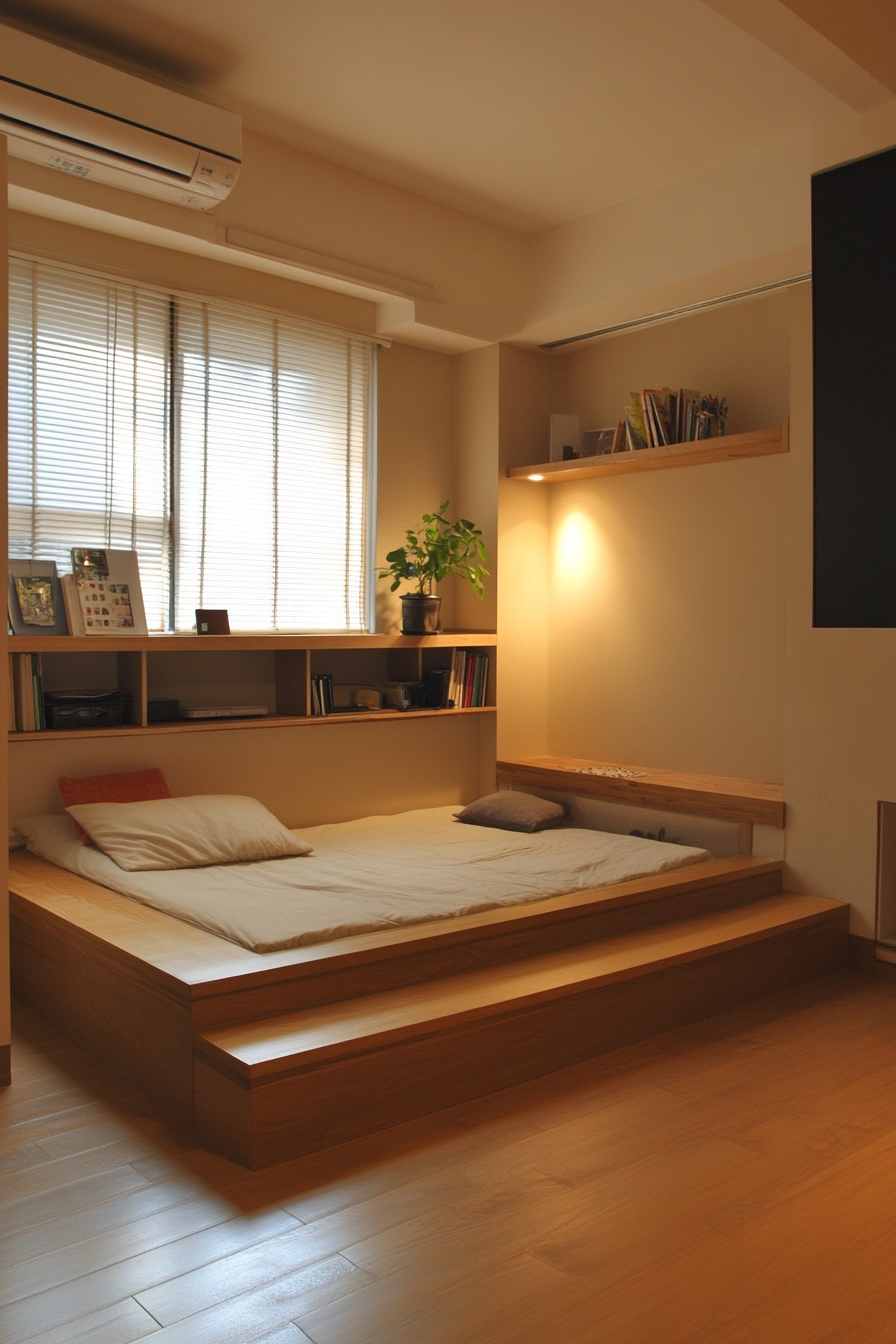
[{"xmin": 8, "ymin": 257, "xmax": 376, "ymax": 632}]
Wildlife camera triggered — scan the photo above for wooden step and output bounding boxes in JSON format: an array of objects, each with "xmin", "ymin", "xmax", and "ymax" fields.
[
  {"xmin": 193, "ymin": 893, "xmax": 849, "ymax": 1168},
  {"xmin": 8, "ymin": 850, "xmax": 785, "ymax": 1126},
  {"xmin": 191, "ymin": 855, "xmax": 786, "ymax": 1028}
]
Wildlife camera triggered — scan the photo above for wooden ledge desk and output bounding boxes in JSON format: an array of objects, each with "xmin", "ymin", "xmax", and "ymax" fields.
[{"xmin": 496, "ymin": 755, "xmax": 785, "ymax": 855}]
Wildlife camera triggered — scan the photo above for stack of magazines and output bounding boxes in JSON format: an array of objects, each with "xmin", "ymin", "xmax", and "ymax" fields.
[{"xmin": 624, "ymin": 388, "xmax": 728, "ymax": 451}]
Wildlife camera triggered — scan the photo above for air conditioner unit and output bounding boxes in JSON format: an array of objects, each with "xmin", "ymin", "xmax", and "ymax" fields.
[{"xmin": 0, "ymin": 25, "xmax": 240, "ymax": 210}]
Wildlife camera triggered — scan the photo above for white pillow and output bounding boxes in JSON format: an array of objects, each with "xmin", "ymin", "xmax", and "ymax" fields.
[
  {"xmin": 65, "ymin": 794, "xmax": 313, "ymax": 871},
  {"xmin": 14, "ymin": 813, "xmax": 82, "ymax": 862}
]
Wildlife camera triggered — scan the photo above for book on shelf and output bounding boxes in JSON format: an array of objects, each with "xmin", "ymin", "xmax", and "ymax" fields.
[
  {"xmin": 624, "ymin": 395, "xmax": 649, "ymax": 451},
  {"xmin": 677, "ymin": 388, "xmax": 702, "ymax": 443},
  {"xmin": 7, "ymin": 655, "xmax": 15, "ymax": 729},
  {"xmin": 448, "ymin": 648, "xmax": 465, "ymax": 707},
  {"xmin": 311, "ymin": 673, "xmax": 334, "ymax": 716},
  {"xmin": 313, "ymin": 663, "xmax": 486, "ymax": 716},
  {"xmin": 448, "ymin": 653, "xmax": 491, "ymax": 715},
  {"xmin": 60, "ymin": 575, "xmax": 84, "ymax": 636},
  {"xmin": 620, "ymin": 388, "xmax": 731, "ymax": 452},
  {"xmin": 71, "ymin": 549, "xmax": 148, "ymax": 636},
  {"xmin": 8, "ymin": 560, "xmax": 68, "ymax": 636},
  {"xmin": 450, "ymin": 650, "xmax": 489, "ymax": 709},
  {"xmin": 9, "ymin": 652, "xmax": 44, "ymax": 731},
  {"xmin": 640, "ymin": 388, "xmax": 678, "ymax": 447}
]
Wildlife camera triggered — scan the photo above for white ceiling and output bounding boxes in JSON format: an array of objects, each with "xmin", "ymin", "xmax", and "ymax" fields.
[{"xmin": 2, "ymin": 0, "xmax": 889, "ymax": 232}]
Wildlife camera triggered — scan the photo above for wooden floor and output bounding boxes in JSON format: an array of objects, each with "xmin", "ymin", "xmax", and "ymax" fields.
[{"xmin": 1, "ymin": 970, "xmax": 894, "ymax": 1344}]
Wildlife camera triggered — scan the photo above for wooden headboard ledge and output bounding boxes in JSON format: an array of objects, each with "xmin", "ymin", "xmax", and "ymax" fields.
[{"xmin": 495, "ymin": 755, "xmax": 784, "ymax": 829}]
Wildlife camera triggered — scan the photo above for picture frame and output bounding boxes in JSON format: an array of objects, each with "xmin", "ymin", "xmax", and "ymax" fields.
[
  {"xmin": 8, "ymin": 559, "xmax": 69, "ymax": 636},
  {"xmin": 581, "ymin": 427, "xmax": 618, "ymax": 457}
]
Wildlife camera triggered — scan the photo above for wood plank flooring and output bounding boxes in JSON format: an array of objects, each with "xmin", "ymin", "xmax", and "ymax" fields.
[{"xmin": 1, "ymin": 969, "xmax": 893, "ymax": 1343}]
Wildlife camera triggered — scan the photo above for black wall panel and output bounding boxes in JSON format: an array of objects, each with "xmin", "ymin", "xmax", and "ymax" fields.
[{"xmin": 813, "ymin": 145, "xmax": 896, "ymax": 627}]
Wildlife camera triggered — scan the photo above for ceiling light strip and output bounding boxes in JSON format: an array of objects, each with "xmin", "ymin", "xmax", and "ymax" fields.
[{"xmin": 539, "ymin": 272, "xmax": 812, "ymax": 350}]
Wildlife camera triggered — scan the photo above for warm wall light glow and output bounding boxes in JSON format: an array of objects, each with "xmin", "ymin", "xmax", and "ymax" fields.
[
  {"xmin": 527, "ymin": 473, "xmax": 544, "ymax": 481},
  {"xmin": 555, "ymin": 510, "xmax": 600, "ymax": 583}
]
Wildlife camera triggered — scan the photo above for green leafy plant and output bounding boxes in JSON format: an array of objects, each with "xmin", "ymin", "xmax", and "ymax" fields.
[{"xmin": 380, "ymin": 502, "xmax": 488, "ymax": 598}]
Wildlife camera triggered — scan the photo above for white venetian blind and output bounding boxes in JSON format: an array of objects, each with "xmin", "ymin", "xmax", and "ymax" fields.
[
  {"xmin": 8, "ymin": 257, "xmax": 171, "ymax": 629},
  {"xmin": 8, "ymin": 258, "xmax": 376, "ymax": 633},
  {"xmin": 174, "ymin": 298, "xmax": 373, "ymax": 632}
]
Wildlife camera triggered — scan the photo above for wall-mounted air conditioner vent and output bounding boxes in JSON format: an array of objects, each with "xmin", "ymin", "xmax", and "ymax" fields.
[{"xmin": 0, "ymin": 25, "xmax": 240, "ymax": 210}]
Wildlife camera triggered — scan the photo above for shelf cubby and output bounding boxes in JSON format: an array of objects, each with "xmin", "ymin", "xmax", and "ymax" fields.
[{"xmin": 9, "ymin": 631, "xmax": 496, "ymax": 741}]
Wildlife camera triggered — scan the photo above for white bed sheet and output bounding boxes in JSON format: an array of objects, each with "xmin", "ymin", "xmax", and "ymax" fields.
[{"xmin": 20, "ymin": 806, "xmax": 710, "ymax": 953}]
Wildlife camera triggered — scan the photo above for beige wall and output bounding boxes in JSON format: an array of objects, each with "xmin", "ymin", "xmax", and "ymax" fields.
[
  {"xmin": 217, "ymin": 130, "xmax": 530, "ymax": 345},
  {"xmin": 456, "ymin": 346, "xmax": 500, "ymax": 633},
  {"xmin": 541, "ymin": 293, "xmax": 790, "ymax": 781},
  {"xmin": 6, "ymin": 101, "xmax": 856, "ymax": 355},
  {"xmin": 8, "ymin": 211, "xmax": 377, "ymax": 333},
  {"xmin": 544, "ymin": 455, "xmax": 787, "ymax": 780},
  {"xmin": 526, "ymin": 137, "xmax": 811, "ymax": 347},
  {"xmin": 494, "ymin": 281, "xmax": 896, "ymax": 936},
  {"xmin": 9, "ymin": 714, "xmax": 490, "ymax": 830},
  {"xmin": 8, "ymin": 123, "xmax": 531, "ymax": 350},
  {"xmin": 376, "ymin": 342, "xmax": 458, "ymax": 632},
  {"xmin": 493, "ymin": 302, "xmax": 791, "ymax": 779},
  {"xmin": 494, "ymin": 346, "xmax": 560, "ymax": 760},
  {"xmin": 561, "ymin": 288, "xmax": 792, "ymax": 438}
]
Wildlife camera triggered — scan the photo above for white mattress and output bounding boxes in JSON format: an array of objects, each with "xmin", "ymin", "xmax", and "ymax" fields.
[{"xmin": 21, "ymin": 806, "xmax": 710, "ymax": 954}]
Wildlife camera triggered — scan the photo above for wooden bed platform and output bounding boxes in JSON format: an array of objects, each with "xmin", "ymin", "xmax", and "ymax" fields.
[{"xmin": 9, "ymin": 850, "xmax": 848, "ymax": 1168}]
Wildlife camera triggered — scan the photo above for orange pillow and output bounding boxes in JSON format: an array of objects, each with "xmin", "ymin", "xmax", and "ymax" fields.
[{"xmin": 58, "ymin": 769, "xmax": 172, "ymax": 844}]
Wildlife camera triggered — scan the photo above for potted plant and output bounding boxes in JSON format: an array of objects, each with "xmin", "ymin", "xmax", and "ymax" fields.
[{"xmin": 380, "ymin": 502, "xmax": 488, "ymax": 634}]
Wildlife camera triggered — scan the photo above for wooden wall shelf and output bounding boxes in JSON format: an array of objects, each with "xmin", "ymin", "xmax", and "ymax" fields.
[
  {"xmin": 507, "ymin": 419, "xmax": 788, "ymax": 484},
  {"xmin": 8, "ymin": 631, "xmax": 497, "ymax": 655},
  {"xmin": 9, "ymin": 706, "xmax": 496, "ymax": 744},
  {"xmin": 9, "ymin": 631, "xmax": 497, "ymax": 741},
  {"xmin": 497, "ymin": 755, "xmax": 784, "ymax": 829}
]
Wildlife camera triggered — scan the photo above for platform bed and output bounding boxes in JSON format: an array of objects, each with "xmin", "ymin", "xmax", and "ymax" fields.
[{"xmin": 9, "ymin": 845, "xmax": 849, "ymax": 1168}]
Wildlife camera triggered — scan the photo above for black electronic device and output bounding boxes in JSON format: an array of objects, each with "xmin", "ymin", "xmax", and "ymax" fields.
[
  {"xmin": 147, "ymin": 698, "xmax": 180, "ymax": 723},
  {"xmin": 424, "ymin": 666, "xmax": 453, "ymax": 708},
  {"xmin": 43, "ymin": 688, "xmax": 132, "ymax": 730}
]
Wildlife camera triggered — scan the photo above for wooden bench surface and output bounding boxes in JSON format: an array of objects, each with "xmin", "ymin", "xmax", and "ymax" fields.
[{"xmin": 497, "ymin": 755, "xmax": 785, "ymax": 827}]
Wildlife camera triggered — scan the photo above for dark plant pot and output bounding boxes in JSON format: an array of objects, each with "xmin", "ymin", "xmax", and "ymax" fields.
[{"xmin": 400, "ymin": 594, "xmax": 442, "ymax": 635}]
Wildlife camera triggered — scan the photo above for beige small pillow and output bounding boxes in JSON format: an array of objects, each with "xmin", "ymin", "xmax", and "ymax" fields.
[{"xmin": 66, "ymin": 794, "xmax": 313, "ymax": 871}]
